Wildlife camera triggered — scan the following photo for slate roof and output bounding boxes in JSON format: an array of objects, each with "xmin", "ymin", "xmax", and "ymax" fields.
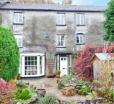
[
  {"xmin": 94, "ymin": 53, "xmax": 111, "ymax": 61},
  {"xmin": 0, "ymin": 2, "xmax": 106, "ymax": 12}
]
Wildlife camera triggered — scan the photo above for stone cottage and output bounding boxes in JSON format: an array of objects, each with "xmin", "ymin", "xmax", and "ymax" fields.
[{"xmin": 0, "ymin": 1, "xmax": 105, "ymax": 77}]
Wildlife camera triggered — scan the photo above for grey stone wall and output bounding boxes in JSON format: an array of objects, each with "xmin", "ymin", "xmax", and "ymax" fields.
[{"xmin": 0, "ymin": 9, "xmax": 105, "ymax": 53}]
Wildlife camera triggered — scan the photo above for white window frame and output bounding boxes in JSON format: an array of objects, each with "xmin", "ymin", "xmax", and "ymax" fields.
[
  {"xmin": 57, "ymin": 13, "xmax": 65, "ymax": 25},
  {"xmin": 13, "ymin": 12, "xmax": 24, "ymax": 24},
  {"xmin": 76, "ymin": 33, "xmax": 85, "ymax": 45},
  {"xmin": 13, "ymin": 25, "xmax": 23, "ymax": 34},
  {"xmin": 76, "ymin": 13, "xmax": 85, "ymax": 26},
  {"xmin": 15, "ymin": 35, "xmax": 23, "ymax": 48},
  {"xmin": 21, "ymin": 53, "xmax": 45, "ymax": 77},
  {"xmin": 56, "ymin": 34, "xmax": 65, "ymax": 47}
]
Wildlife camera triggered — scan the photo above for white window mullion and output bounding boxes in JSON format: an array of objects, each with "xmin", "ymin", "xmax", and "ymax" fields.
[
  {"xmin": 37, "ymin": 56, "xmax": 40, "ymax": 76},
  {"xmin": 21, "ymin": 55, "xmax": 25, "ymax": 76},
  {"xmin": 42, "ymin": 56, "xmax": 45, "ymax": 75}
]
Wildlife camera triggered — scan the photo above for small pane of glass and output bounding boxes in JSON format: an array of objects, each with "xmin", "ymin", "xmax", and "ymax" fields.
[{"xmin": 24, "ymin": 56, "xmax": 37, "ymax": 75}]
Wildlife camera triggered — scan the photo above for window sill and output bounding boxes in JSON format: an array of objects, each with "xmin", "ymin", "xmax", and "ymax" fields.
[
  {"xmin": 56, "ymin": 24, "xmax": 66, "ymax": 26},
  {"xmin": 18, "ymin": 46, "xmax": 23, "ymax": 48},
  {"xmin": 76, "ymin": 43, "xmax": 85, "ymax": 45},
  {"xmin": 76, "ymin": 25, "xmax": 86, "ymax": 26},
  {"xmin": 13, "ymin": 23, "xmax": 24, "ymax": 25},
  {"xmin": 56, "ymin": 47, "xmax": 66, "ymax": 48}
]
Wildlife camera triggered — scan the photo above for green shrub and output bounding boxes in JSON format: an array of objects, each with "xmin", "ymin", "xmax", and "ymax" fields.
[
  {"xmin": 76, "ymin": 84, "xmax": 92, "ymax": 95},
  {"xmin": 58, "ymin": 71, "xmax": 77, "ymax": 89},
  {"xmin": 14, "ymin": 88, "xmax": 31, "ymax": 100},
  {"xmin": 0, "ymin": 26, "xmax": 19, "ymax": 81},
  {"xmin": 39, "ymin": 96, "xmax": 58, "ymax": 104}
]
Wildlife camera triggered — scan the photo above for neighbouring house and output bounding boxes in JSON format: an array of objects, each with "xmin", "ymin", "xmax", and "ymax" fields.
[{"xmin": 0, "ymin": 1, "xmax": 106, "ymax": 77}]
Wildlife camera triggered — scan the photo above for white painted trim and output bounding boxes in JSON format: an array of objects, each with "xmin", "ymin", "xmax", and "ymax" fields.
[{"xmin": 21, "ymin": 53, "xmax": 44, "ymax": 56}]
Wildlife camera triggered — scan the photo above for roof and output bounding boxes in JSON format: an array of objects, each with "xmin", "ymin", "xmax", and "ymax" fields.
[
  {"xmin": 93, "ymin": 53, "xmax": 111, "ymax": 61},
  {"xmin": 0, "ymin": 3, "xmax": 106, "ymax": 12}
]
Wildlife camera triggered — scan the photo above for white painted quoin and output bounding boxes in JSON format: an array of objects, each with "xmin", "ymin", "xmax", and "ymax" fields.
[
  {"xmin": 60, "ymin": 56, "xmax": 68, "ymax": 76},
  {"xmin": 20, "ymin": 53, "xmax": 45, "ymax": 77}
]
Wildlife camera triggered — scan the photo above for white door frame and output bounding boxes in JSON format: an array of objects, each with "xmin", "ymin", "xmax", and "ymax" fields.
[
  {"xmin": 20, "ymin": 53, "xmax": 45, "ymax": 77},
  {"xmin": 60, "ymin": 56, "xmax": 68, "ymax": 76}
]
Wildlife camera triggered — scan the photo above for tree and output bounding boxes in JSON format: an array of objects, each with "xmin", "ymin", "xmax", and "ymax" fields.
[
  {"xmin": 0, "ymin": 27, "xmax": 19, "ymax": 81},
  {"xmin": 73, "ymin": 46, "xmax": 94, "ymax": 81},
  {"xmin": 104, "ymin": 0, "xmax": 114, "ymax": 42},
  {"xmin": 73, "ymin": 44, "xmax": 114, "ymax": 81}
]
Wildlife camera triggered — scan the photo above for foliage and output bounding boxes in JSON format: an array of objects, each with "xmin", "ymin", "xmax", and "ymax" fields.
[
  {"xmin": 0, "ymin": 79, "xmax": 16, "ymax": 104},
  {"xmin": 104, "ymin": 0, "xmax": 114, "ymax": 42},
  {"xmin": 58, "ymin": 70, "xmax": 77, "ymax": 89},
  {"xmin": 0, "ymin": 79, "xmax": 16, "ymax": 94},
  {"xmin": 16, "ymin": 80, "xmax": 27, "ymax": 88},
  {"xmin": 86, "ymin": 91, "xmax": 97, "ymax": 100},
  {"xmin": 61, "ymin": 86, "xmax": 76, "ymax": 96},
  {"xmin": 73, "ymin": 44, "xmax": 114, "ymax": 81},
  {"xmin": 56, "ymin": 69, "xmax": 61, "ymax": 75},
  {"xmin": 96, "ymin": 87, "xmax": 114, "ymax": 103},
  {"xmin": 73, "ymin": 46, "xmax": 94, "ymax": 81},
  {"xmin": 13, "ymin": 87, "xmax": 32, "ymax": 100},
  {"xmin": 38, "ymin": 96, "xmax": 58, "ymax": 104},
  {"xmin": 0, "ymin": 27, "xmax": 19, "ymax": 81},
  {"xmin": 76, "ymin": 84, "xmax": 92, "ymax": 95}
]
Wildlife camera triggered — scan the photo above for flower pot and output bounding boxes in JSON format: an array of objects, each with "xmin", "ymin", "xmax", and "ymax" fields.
[
  {"xmin": 37, "ymin": 89, "xmax": 46, "ymax": 97},
  {"xmin": 56, "ymin": 75, "xmax": 60, "ymax": 78},
  {"xmin": 86, "ymin": 100, "xmax": 98, "ymax": 104}
]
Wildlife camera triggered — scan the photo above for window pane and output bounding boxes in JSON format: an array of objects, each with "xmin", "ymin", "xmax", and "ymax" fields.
[
  {"xmin": 13, "ymin": 25, "xmax": 23, "ymax": 34},
  {"xmin": 39, "ymin": 56, "xmax": 42, "ymax": 74},
  {"xmin": 56, "ymin": 35, "xmax": 65, "ymax": 47},
  {"xmin": 13, "ymin": 12, "xmax": 24, "ymax": 24},
  {"xmin": 76, "ymin": 36, "xmax": 80, "ymax": 43},
  {"xmin": 76, "ymin": 13, "xmax": 85, "ymax": 25},
  {"xmin": 24, "ymin": 56, "xmax": 37, "ymax": 75},
  {"xmin": 76, "ymin": 33, "xmax": 85, "ymax": 44},
  {"xmin": 57, "ymin": 13, "xmax": 65, "ymax": 25},
  {"xmin": 15, "ymin": 35, "xmax": 23, "ymax": 48}
]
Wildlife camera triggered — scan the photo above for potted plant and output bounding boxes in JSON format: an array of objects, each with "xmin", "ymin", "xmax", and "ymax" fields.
[{"xmin": 56, "ymin": 69, "xmax": 61, "ymax": 78}]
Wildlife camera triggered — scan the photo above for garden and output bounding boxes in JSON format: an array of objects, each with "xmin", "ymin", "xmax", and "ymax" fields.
[{"xmin": 0, "ymin": 0, "xmax": 114, "ymax": 103}]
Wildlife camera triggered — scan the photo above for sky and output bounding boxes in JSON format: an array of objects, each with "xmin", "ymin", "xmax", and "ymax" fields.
[{"xmin": 55, "ymin": 0, "xmax": 109, "ymax": 6}]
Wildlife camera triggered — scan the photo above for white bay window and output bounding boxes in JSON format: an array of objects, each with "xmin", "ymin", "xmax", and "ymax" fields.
[{"xmin": 21, "ymin": 53, "xmax": 45, "ymax": 77}]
